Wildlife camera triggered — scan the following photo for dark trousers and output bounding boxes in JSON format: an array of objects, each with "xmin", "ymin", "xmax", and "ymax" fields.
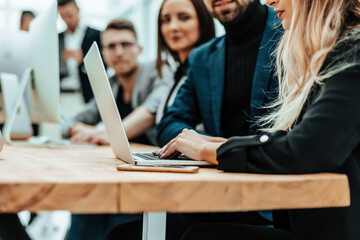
[
  {"xmin": 181, "ymin": 223, "xmax": 295, "ymax": 240},
  {"xmin": 0, "ymin": 213, "xmax": 31, "ymax": 240},
  {"xmin": 179, "ymin": 210, "xmax": 295, "ymax": 240},
  {"xmin": 104, "ymin": 211, "xmax": 271, "ymax": 240},
  {"xmin": 66, "ymin": 214, "xmax": 142, "ymax": 240}
]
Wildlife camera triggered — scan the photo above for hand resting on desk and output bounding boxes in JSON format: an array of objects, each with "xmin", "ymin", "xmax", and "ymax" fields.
[{"xmin": 70, "ymin": 122, "xmax": 110, "ymax": 145}]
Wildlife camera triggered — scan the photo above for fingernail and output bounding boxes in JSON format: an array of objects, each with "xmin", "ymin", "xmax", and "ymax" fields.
[
  {"xmin": 159, "ymin": 154, "xmax": 163, "ymax": 157},
  {"xmin": 152, "ymin": 150, "xmax": 158, "ymax": 155}
]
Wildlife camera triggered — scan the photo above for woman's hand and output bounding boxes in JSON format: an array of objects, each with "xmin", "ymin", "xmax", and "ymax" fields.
[{"xmin": 156, "ymin": 129, "xmax": 226, "ymax": 165}]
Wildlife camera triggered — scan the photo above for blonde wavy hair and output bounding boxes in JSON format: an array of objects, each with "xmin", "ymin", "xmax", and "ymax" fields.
[{"xmin": 262, "ymin": 0, "xmax": 360, "ymax": 132}]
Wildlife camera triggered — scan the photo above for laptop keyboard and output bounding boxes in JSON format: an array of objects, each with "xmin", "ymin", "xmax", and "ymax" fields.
[
  {"xmin": 133, "ymin": 153, "xmax": 160, "ymax": 160},
  {"xmin": 132, "ymin": 152, "xmax": 192, "ymax": 161}
]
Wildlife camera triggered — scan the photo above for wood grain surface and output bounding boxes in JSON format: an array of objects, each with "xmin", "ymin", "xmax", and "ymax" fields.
[{"xmin": 0, "ymin": 144, "xmax": 350, "ymax": 213}]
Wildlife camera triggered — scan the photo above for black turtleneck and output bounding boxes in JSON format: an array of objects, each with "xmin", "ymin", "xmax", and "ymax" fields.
[
  {"xmin": 115, "ymin": 85, "xmax": 151, "ymax": 145},
  {"xmin": 221, "ymin": 0, "xmax": 268, "ymax": 138}
]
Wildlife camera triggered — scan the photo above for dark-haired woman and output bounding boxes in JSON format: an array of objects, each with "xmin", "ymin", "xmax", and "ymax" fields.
[{"xmin": 155, "ymin": 0, "xmax": 215, "ymax": 123}]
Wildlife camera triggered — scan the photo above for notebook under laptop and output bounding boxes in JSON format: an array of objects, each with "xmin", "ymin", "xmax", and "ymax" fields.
[{"xmin": 83, "ymin": 42, "xmax": 212, "ymax": 166}]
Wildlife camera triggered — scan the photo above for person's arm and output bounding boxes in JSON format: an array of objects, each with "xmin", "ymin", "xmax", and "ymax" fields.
[
  {"xmin": 122, "ymin": 106, "xmax": 155, "ymax": 140},
  {"xmin": 123, "ymin": 63, "xmax": 172, "ymax": 141},
  {"xmin": 158, "ymin": 129, "xmax": 226, "ymax": 164},
  {"xmin": 217, "ymin": 68, "xmax": 360, "ymax": 174},
  {"xmin": 157, "ymin": 67, "xmax": 360, "ymax": 169},
  {"xmin": 69, "ymin": 123, "xmax": 99, "ymax": 144},
  {"xmin": 71, "ymin": 63, "xmax": 172, "ymax": 145},
  {"xmin": 137, "ymin": 63, "xmax": 173, "ymax": 118},
  {"xmin": 66, "ymin": 96, "xmax": 102, "ymax": 142},
  {"xmin": 69, "ymin": 104, "xmax": 155, "ymax": 145},
  {"xmin": 60, "ymin": 98, "xmax": 101, "ymax": 138},
  {"xmin": 62, "ymin": 49, "xmax": 83, "ymax": 65},
  {"xmin": 72, "ymin": 98, "xmax": 102, "ymax": 126},
  {"xmin": 68, "ymin": 107, "xmax": 155, "ymax": 145}
]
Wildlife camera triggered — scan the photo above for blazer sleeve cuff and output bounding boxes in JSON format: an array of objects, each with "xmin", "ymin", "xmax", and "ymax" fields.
[{"xmin": 217, "ymin": 135, "xmax": 271, "ymax": 172}]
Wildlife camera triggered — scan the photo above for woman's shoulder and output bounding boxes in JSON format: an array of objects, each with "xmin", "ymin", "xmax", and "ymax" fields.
[
  {"xmin": 324, "ymin": 28, "xmax": 360, "ymax": 73},
  {"xmin": 336, "ymin": 28, "xmax": 360, "ymax": 51}
]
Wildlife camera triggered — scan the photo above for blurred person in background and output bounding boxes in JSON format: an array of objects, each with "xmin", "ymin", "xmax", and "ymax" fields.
[
  {"xmin": 62, "ymin": 18, "xmax": 172, "ymax": 147},
  {"xmin": 154, "ymin": 0, "xmax": 215, "ymax": 123},
  {"xmin": 58, "ymin": 0, "xmax": 102, "ymax": 103}
]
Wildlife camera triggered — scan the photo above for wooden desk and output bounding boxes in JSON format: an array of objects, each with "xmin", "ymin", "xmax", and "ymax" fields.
[{"xmin": 0, "ymin": 144, "xmax": 350, "ymax": 239}]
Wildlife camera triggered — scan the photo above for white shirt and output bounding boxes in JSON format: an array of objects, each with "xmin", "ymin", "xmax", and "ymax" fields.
[{"xmin": 60, "ymin": 20, "xmax": 87, "ymax": 91}]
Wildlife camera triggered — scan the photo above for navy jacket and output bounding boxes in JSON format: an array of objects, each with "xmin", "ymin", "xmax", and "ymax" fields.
[{"xmin": 157, "ymin": 8, "xmax": 282, "ymax": 147}]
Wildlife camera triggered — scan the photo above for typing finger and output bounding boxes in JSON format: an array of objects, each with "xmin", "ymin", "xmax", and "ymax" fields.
[
  {"xmin": 160, "ymin": 142, "xmax": 179, "ymax": 159},
  {"xmin": 157, "ymin": 136, "xmax": 177, "ymax": 156},
  {"xmin": 168, "ymin": 151, "xmax": 181, "ymax": 159}
]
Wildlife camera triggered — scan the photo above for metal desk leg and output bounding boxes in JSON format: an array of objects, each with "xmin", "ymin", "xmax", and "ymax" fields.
[{"xmin": 142, "ymin": 212, "xmax": 167, "ymax": 240}]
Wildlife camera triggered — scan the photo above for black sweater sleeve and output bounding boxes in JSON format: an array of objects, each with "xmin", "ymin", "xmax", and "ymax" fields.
[{"xmin": 217, "ymin": 65, "xmax": 360, "ymax": 174}]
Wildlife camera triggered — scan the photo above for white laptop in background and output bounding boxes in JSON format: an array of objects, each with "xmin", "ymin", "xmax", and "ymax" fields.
[{"xmin": 83, "ymin": 42, "xmax": 212, "ymax": 166}]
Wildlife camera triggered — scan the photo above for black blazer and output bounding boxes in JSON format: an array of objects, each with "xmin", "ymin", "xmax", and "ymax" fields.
[
  {"xmin": 217, "ymin": 35, "xmax": 360, "ymax": 239},
  {"xmin": 59, "ymin": 26, "xmax": 101, "ymax": 103}
]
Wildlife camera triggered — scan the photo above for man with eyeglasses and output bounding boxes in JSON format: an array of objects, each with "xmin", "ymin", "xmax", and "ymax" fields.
[
  {"xmin": 64, "ymin": 18, "xmax": 172, "ymax": 240},
  {"xmin": 62, "ymin": 18, "xmax": 172, "ymax": 147}
]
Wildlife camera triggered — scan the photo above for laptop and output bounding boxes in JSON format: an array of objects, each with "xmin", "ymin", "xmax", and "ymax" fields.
[{"xmin": 83, "ymin": 42, "xmax": 212, "ymax": 166}]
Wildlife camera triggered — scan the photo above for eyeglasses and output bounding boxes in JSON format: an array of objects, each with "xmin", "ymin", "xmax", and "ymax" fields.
[{"xmin": 103, "ymin": 41, "xmax": 137, "ymax": 52}]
